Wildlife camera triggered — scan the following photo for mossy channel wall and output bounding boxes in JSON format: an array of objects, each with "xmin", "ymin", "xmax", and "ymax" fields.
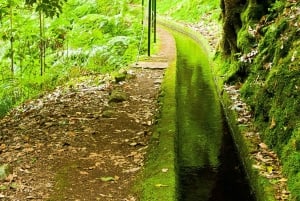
[{"xmin": 156, "ymin": 19, "xmax": 282, "ymax": 201}]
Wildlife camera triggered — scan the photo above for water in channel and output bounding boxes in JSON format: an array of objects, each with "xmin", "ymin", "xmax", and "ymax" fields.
[{"xmin": 174, "ymin": 33, "xmax": 255, "ymax": 201}]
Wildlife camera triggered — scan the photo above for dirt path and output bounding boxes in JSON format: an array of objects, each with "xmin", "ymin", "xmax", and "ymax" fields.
[{"xmin": 0, "ymin": 28, "xmax": 176, "ymax": 201}]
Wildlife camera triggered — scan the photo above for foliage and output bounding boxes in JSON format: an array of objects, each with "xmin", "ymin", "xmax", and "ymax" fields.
[
  {"xmin": 216, "ymin": 0, "xmax": 300, "ymax": 199},
  {"xmin": 25, "ymin": 0, "xmax": 67, "ymax": 17},
  {"xmin": 268, "ymin": 0, "xmax": 285, "ymax": 14},
  {"xmin": 157, "ymin": 0, "xmax": 220, "ymax": 23},
  {"xmin": 0, "ymin": 0, "xmax": 144, "ymax": 116}
]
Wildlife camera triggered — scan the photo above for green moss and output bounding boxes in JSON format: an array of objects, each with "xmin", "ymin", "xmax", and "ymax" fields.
[
  {"xmin": 174, "ymin": 31, "xmax": 222, "ymax": 170},
  {"xmin": 237, "ymin": 28, "xmax": 256, "ymax": 52},
  {"xmin": 285, "ymin": 159, "xmax": 300, "ymax": 201},
  {"xmin": 220, "ymin": 91, "xmax": 277, "ymax": 201},
  {"xmin": 282, "ymin": 128, "xmax": 300, "ymax": 200},
  {"xmin": 239, "ymin": 2, "xmax": 300, "ymax": 197},
  {"xmin": 288, "ymin": 175, "xmax": 300, "ymax": 201},
  {"xmin": 49, "ymin": 163, "xmax": 78, "ymax": 201},
  {"xmin": 257, "ymin": 18, "xmax": 289, "ymax": 65},
  {"xmin": 230, "ymin": 0, "xmax": 272, "ymax": 80},
  {"xmin": 241, "ymin": 1, "xmax": 266, "ymax": 23},
  {"xmin": 136, "ymin": 52, "xmax": 177, "ymax": 201},
  {"xmin": 268, "ymin": 0, "xmax": 285, "ymax": 14},
  {"xmin": 217, "ymin": 0, "xmax": 300, "ymax": 199},
  {"xmin": 284, "ymin": 152, "xmax": 300, "ymax": 177}
]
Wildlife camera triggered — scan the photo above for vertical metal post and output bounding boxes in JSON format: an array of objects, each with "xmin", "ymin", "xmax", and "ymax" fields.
[
  {"xmin": 142, "ymin": 0, "xmax": 144, "ymax": 25},
  {"xmin": 153, "ymin": 0, "xmax": 157, "ymax": 43},
  {"xmin": 148, "ymin": 0, "xmax": 152, "ymax": 56}
]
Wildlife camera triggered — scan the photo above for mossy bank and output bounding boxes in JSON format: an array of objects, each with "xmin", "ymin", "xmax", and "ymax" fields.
[{"xmin": 216, "ymin": 0, "xmax": 300, "ymax": 200}]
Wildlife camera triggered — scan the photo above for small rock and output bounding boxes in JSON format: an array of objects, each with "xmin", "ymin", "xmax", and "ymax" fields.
[
  {"xmin": 109, "ymin": 90, "xmax": 127, "ymax": 103},
  {"xmin": 130, "ymin": 142, "xmax": 138, "ymax": 147},
  {"xmin": 123, "ymin": 167, "xmax": 141, "ymax": 173},
  {"xmin": 115, "ymin": 73, "xmax": 127, "ymax": 83},
  {"xmin": 259, "ymin": 143, "xmax": 268, "ymax": 149},
  {"xmin": 102, "ymin": 110, "xmax": 115, "ymax": 118},
  {"xmin": 0, "ymin": 144, "xmax": 6, "ymax": 151},
  {"xmin": 154, "ymin": 79, "xmax": 162, "ymax": 84},
  {"xmin": 126, "ymin": 72, "xmax": 137, "ymax": 80},
  {"xmin": 137, "ymin": 131, "xmax": 145, "ymax": 136},
  {"xmin": 162, "ymin": 168, "xmax": 169, "ymax": 173},
  {"xmin": 142, "ymin": 121, "xmax": 152, "ymax": 126}
]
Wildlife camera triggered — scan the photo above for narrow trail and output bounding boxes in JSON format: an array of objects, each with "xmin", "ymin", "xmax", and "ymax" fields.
[{"xmin": 0, "ymin": 28, "xmax": 176, "ymax": 201}]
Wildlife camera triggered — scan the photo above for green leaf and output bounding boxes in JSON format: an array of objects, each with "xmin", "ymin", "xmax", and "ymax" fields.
[
  {"xmin": 10, "ymin": 182, "xmax": 18, "ymax": 189},
  {"xmin": 0, "ymin": 185, "xmax": 7, "ymax": 190},
  {"xmin": 267, "ymin": 166, "xmax": 273, "ymax": 173},
  {"xmin": 99, "ymin": 177, "xmax": 115, "ymax": 182}
]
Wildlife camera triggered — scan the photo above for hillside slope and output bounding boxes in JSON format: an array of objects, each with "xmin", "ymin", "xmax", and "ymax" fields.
[{"xmin": 219, "ymin": 0, "xmax": 300, "ymax": 199}]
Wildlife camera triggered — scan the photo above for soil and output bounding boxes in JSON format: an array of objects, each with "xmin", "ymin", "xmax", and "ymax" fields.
[{"xmin": 0, "ymin": 28, "xmax": 176, "ymax": 201}]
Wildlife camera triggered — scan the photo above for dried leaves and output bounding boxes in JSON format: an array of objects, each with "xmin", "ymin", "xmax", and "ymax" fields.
[
  {"xmin": 224, "ymin": 84, "xmax": 291, "ymax": 200},
  {"xmin": 0, "ymin": 67, "xmax": 162, "ymax": 200}
]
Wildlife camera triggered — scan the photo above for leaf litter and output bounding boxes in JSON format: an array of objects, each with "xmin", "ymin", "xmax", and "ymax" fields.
[
  {"xmin": 224, "ymin": 84, "xmax": 291, "ymax": 201},
  {"xmin": 0, "ymin": 58, "xmax": 166, "ymax": 200}
]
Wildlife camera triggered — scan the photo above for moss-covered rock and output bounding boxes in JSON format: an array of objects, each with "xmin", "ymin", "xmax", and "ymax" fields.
[
  {"xmin": 102, "ymin": 109, "xmax": 115, "ymax": 118},
  {"xmin": 108, "ymin": 90, "xmax": 128, "ymax": 103}
]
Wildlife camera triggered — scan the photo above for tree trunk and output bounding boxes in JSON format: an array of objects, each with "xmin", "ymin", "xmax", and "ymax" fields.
[
  {"xmin": 10, "ymin": 4, "xmax": 14, "ymax": 75},
  {"xmin": 39, "ymin": 10, "xmax": 45, "ymax": 76},
  {"xmin": 220, "ymin": 0, "xmax": 246, "ymax": 56}
]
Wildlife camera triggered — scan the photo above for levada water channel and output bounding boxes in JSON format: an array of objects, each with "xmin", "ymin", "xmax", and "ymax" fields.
[{"xmin": 173, "ymin": 31, "xmax": 256, "ymax": 201}]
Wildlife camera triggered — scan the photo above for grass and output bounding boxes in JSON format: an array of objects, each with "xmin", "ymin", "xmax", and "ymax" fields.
[{"xmin": 49, "ymin": 163, "xmax": 79, "ymax": 201}]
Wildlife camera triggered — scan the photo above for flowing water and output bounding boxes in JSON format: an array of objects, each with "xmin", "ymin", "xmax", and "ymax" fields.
[{"xmin": 174, "ymin": 33, "xmax": 256, "ymax": 201}]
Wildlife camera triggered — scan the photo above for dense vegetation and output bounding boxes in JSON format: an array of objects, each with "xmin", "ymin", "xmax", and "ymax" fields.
[
  {"xmin": 0, "ymin": 0, "xmax": 142, "ymax": 116},
  {"xmin": 217, "ymin": 0, "xmax": 300, "ymax": 199},
  {"xmin": 157, "ymin": 0, "xmax": 220, "ymax": 23}
]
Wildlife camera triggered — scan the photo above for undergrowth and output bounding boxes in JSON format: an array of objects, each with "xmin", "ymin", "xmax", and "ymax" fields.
[
  {"xmin": 214, "ymin": 0, "xmax": 300, "ymax": 199},
  {"xmin": 0, "ymin": 0, "xmax": 145, "ymax": 117},
  {"xmin": 157, "ymin": 0, "xmax": 220, "ymax": 23}
]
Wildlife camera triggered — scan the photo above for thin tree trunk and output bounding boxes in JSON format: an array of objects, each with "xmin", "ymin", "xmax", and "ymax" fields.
[
  {"xmin": 39, "ymin": 10, "xmax": 44, "ymax": 76},
  {"xmin": 148, "ymin": 0, "xmax": 151, "ymax": 56},
  {"xmin": 42, "ymin": 15, "xmax": 46, "ymax": 74},
  {"xmin": 142, "ymin": 0, "xmax": 144, "ymax": 25},
  {"xmin": 10, "ymin": 4, "xmax": 14, "ymax": 75},
  {"xmin": 153, "ymin": 0, "xmax": 156, "ymax": 43}
]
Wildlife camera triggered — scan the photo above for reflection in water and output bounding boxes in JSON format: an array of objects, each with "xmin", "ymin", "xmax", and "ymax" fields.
[
  {"xmin": 176, "ymin": 34, "xmax": 222, "ymax": 201},
  {"xmin": 176, "ymin": 46, "xmax": 222, "ymax": 169},
  {"xmin": 179, "ymin": 166, "xmax": 218, "ymax": 201},
  {"xmin": 175, "ymin": 34, "xmax": 255, "ymax": 201}
]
